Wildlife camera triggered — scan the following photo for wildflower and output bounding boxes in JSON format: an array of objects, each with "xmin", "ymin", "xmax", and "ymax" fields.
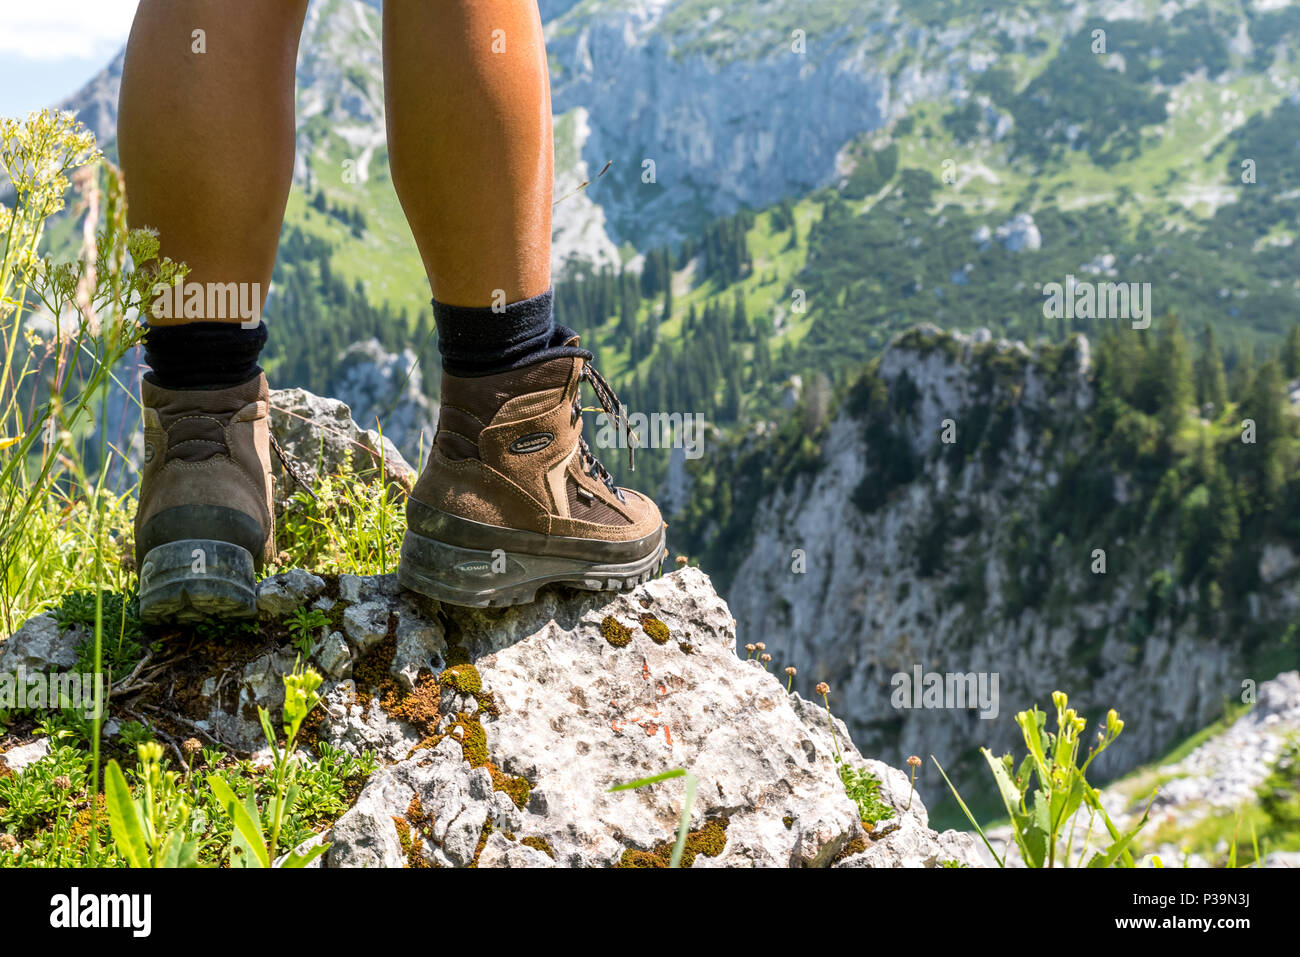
[
  {"xmin": 183, "ymin": 737, "xmax": 203, "ymax": 756},
  {"xmin": 760, "ymin": 653, "xmax": 771, "ymax": 670},
  {"xmin": 0, "ymin": 834, "xmax": 16, "ymax": 851},
  {"xmin": 53, "ymin": 775, "xmax": 71, "ymax": 790},
  {"xmin": 675, "ymin": 555, "xmax": 688, "ymax": 567},
  {"xmin": 816, "ymin": 681, "xmax": 830, "ymax": 696},
  {"xmin": 755, "ymin": 642, "xmax": 766, "ymax": 652},
  {"xmin": 744, "ymin": 643, "xmax": 756, "ymax": 659},
  {"xmin": 905, "ymin": 757, "xmax": 921, "ymax": 811},
  {"xmin": 784, "ymin": 665, "xmax": 796, "ymax": 692}
]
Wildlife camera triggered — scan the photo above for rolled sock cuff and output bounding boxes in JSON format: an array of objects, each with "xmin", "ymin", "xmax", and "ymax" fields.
[
  {"xmin": 433, "ymin": 288, "xmax": 591, "ymax": 377},
  {"xmin": 142, "ymin": 320, "xmax": 268, "ymax": 390}
]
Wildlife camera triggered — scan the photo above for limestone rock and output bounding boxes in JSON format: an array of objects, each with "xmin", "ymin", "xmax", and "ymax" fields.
[
  {"xmin": 327, "ymin": 339, "xmax": 438, "ymax": 465},
  {"xmin": 0, "ymin": 615, "xmax": 82, "ymax": 674},
  {"xmin": 0, "ymin": 739, "xmax": 51, "ymax": 773},
  {"xmin": 256, "ymin": 570, "xmax": 327, "ymax": 618},
  {"xmin": 268, "ymin": 387, "xmax": 415, "ymax": 514}
]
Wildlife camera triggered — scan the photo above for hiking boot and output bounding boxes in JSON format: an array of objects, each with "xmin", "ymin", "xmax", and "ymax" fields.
[
  {"xmin": 134, "ymin": 373, "xmax": 276, "ymax": 623},
  {"xmin": 398, "ymin": 353, "xmax": 665, "ymax": 607}
]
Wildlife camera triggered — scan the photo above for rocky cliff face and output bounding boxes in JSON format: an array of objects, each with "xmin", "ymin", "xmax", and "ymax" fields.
[
  {"xmin": 327, "ymin": 339, "xmax": 437, "ymax": 465},
  {"xmin": 0, "ymin": 565, "xmax": 983, "ymax": 867},
  {"xmin": 718, "ymin": 325, "xmax": 1300, "ymax": 789},
  {"xmin": 50, "ymin": 0, "xmax": 1134, "ymax": 260}
]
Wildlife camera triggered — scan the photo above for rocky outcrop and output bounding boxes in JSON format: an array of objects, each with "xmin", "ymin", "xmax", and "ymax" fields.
[
  {"xmin": 268, "ymin": 386, "xmax": 415, "ymax": 513},
  {"xmin": 1, "ymin": 566, "xmax": 984, "ymax": 868},
  {"xmin": 326, "ymin": 339, "xmax": 438, "ymax": 464}
]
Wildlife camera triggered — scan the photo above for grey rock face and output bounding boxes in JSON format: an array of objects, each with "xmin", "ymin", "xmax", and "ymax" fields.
[
  {"xmin": 722, "ymin": 323, "xmax": 1297, "ymax": 795},
  {"xmin": 2, "ymin": 566, "xmax": 981, "ymax": 867},
  {"xmin": 0, "ymin": 739, "xmax": 52, "ymax": 774},
  {"xmin": 268, "ymin": 386, "xmax": 415, "ymax": 514},
  {"xmin": 0, "ymin": 615, "xmax": 82, "ymax": 674},
  {"xmin": 327, "ymin": 339, "xmax": 438, "ymax": 466},
  {"xmin": 54, "ymin": 48, "xmax": 125, "ymax": 146}
]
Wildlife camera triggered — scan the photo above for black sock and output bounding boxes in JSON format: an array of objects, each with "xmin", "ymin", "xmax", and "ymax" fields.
[
  {"xmin": 142, "ymin": 321, "xmax": 268, "ymax": 390},
  {"xmin": 432, "ymin": 287, "xmax": 590, "ymax": 377}
]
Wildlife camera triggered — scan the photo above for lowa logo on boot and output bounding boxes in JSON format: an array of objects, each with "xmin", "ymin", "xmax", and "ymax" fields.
[{"xmin": 509, "ymin": 431, "xmax": 554, "ymax": 454}]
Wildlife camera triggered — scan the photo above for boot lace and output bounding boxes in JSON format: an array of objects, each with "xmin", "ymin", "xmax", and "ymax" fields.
[{"xmin": 571, "ymin": 362, "xmax": 638, "ymax": 504}]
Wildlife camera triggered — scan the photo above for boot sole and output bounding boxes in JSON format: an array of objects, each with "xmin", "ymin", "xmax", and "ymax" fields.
[
  {"xmin": 398, "ymin": 521, "xmax": 666, "ymax": 608},
  {"xmin": 138, "ymin": 539, "xmax": 258, "ymax": 624}
]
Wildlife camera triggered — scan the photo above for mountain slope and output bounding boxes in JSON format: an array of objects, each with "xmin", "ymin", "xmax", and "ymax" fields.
[{"xmin": 678, "ymin": 321, "xmax": 1300, "ymax": 816}]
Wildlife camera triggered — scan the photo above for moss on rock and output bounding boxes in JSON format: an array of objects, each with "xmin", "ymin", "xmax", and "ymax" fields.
[
  {"xmin": 640, "ymin": 615, "xmax": 671, "ymax": 645},
  {"xmin": 601, "ymin": 616, "xmax": 633, "ymax": 648},
  {"xmin": 521, "ymin": 835, "xmax": 556, "ymax": 859},
  {"xmin": 614, "ymin": 816, "xmax": 730, "ymax": 868}
]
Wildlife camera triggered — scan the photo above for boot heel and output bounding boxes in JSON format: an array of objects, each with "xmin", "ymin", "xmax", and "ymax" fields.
[{"xmin": 138, "ymin": 539, "xmax": 257, "ymax": 624}]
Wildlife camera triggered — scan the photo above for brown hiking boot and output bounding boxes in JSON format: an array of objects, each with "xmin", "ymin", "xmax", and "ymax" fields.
[
  {"xmin": 134, "ymin": 373, "xmax": 276, "ymax": 623},
  {"xmin": 398, "ymin": 353, "xmax": 665, "ymax": 606}
]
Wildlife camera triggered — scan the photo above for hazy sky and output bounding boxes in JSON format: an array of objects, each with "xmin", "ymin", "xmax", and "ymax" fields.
[{"xmin": 0, "ymin": 0, "xmax": 137, "ymax": 118}]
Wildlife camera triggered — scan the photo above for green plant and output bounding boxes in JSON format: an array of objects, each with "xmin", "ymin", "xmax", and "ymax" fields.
[
  {"xmin": 2, "ymin": 110, "xmax": 182, "ymax": 632},
  {"xmin": 813, "ymin": 680, "xmax": 893, "ymax": 827},
  {"xmin": 1259, "ymin": 734, "xmax": 1300, "ymax": 831},
  {"xmin": 609, "ymin": 769, "xmax": 698, "ymax": 868},
  {"xmin": 116, "ymin": 720, "xmax": 154, "ymax": 751},
  {"xmin": 207, "ymin": 661, "xmax": 328, "ymax": 867},
  {"xmin": 286, "ymin": 606, "xmax": 330, "ymax": 657},
  {"xmin": 60, "ymin": 589, "xmax": 147, "ymax": 677},
  {"xmin": 1226, "ymin": 807, "xmax": 1261, "ymax": 869},
  {"xmin": 839, "ymin": 762, "xmax": 895, "ymax": 829},
  {"xmin": 276, "ymin": 456, "xmax": 405, "ymax": 575},
  {"xmin": 934, "ymin": 691, "xmax": 1155, "ymax": 868},
  {"xmin": 195, "ymin": 617, "xmax": 259, "ymax": 643},
  {"xmin": 104, "ymin": 742, "xmax": 201, "ymax": 868},
  {"xmin": 0, "ymin": 744, "xmax": 90, "ymax": 832}
]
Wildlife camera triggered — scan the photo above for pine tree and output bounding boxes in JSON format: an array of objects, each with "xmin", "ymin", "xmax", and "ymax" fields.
[
  {"xmin": 1153, "ymin": 315, "xmax": 1194, "ymax": 442},
  {"xmin": 1195, "ymin": 324, "xmax": 1229, "ymax": 415},
  {"xmin": 1243, "ymin": 359, "xmax": 1288, "ymax": 503},
  {"xmin": 732, "ymin": 291, "xmax": 748, "ymax": 340},
  {"xmin": 1284, "ymin": 322, "xmax": 1300, "ymax": 379}
]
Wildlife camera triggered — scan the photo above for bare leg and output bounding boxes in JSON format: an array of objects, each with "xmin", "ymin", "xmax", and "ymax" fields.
[
  {"xmin": 118, "ymin": 0, "xmax": 310, "ymax": 325},
  {"xmin": 383, "ymin": 0, "xmax": 553, "ymax": 307}
]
